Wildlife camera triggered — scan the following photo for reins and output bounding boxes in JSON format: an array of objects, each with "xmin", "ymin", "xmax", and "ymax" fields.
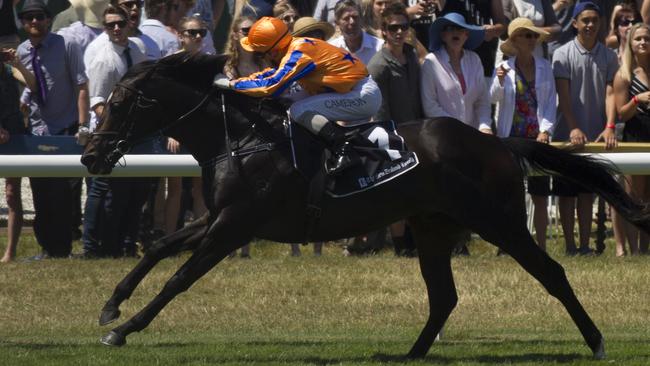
[{"xmin": 99, "ymin": 79, "xmax": 278, "ymax": 169}]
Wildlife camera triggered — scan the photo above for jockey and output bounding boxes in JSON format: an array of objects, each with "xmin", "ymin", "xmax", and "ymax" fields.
[{"xmin": 213, "ymin": 16, "xmax": 382, "ymax": 174}]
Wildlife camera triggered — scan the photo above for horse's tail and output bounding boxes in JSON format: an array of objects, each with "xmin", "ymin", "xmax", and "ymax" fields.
[{"xmin": 501, "ymin": 137, "xmax": 650, "ymax": 233}]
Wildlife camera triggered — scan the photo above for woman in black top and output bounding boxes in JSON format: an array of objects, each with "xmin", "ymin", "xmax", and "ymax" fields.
[{"xmin": 613, "ymin": 22, "xmax": 650, "ymax": 255}]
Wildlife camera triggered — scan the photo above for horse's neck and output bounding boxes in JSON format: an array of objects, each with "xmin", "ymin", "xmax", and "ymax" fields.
[{"xmin": 169, "ymin": 103, "xmax": 258, "ymax": 164}]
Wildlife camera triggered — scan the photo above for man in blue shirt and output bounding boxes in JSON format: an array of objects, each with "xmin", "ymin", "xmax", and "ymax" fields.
[{"xmin": 16, "ymin": 0, "xmax": 90, "ymax": 259}]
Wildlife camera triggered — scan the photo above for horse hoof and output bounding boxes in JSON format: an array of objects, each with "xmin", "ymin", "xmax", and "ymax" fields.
[
  {"xmin": 99, "ymin": 307, "xmax": 121, "ymax": 326},
  {"xmin": 100, "ymin": 331, "xmax": 126, "ymax": 347},
  {"xmin": 593, "ymin": 337, "xmax": 606, "ymax": 360}
]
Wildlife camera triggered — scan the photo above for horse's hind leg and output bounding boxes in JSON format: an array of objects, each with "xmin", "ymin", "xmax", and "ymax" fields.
[
  {"xmin": 406, "ymin": 214, "xmax": 464, "ymax": 358},
  {"xmin": 422, "ymin": 160, "xmax": 603, "ymax": 358},
  {"xmin": 99, "ymin": 213, "xmax": 209, "ymax": 326},
  {"xmin": 489, "ymin": 223, "xmax": 605, "ymax": 359}
]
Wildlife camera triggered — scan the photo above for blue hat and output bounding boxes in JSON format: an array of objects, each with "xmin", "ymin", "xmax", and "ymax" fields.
[
  {"xmin": 428, "ymin": 12, "xmax": 485, "ymax": 51},
  {"xmin": 572, "ymin": 1, "xmax": 601, "ymax": 19}
]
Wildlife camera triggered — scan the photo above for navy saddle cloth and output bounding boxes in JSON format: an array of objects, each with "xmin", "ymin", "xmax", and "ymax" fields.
[{"xmin": 289, "ymin": 120, "xmax": 418, "ymax": 197}]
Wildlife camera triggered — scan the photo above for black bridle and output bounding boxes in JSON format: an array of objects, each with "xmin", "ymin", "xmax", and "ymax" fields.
[
  {"xmin": 95, "ymin": 79, "xmax": 215, "ymax": 167},
  {"xmin": 95, "ymin": 77, "xmax": 279, "ymax": 170}
]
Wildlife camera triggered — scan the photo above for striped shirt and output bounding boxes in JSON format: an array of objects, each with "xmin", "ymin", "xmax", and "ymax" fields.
[{"xmin": 629, "ymin": 75, "xmax": 650, "ymax": 115}]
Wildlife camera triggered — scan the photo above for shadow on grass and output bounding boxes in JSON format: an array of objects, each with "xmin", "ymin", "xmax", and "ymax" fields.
[
  {"xmin": 374, "ymin": 353, "xmax": 584, "ymax": 364},
  {"xmin": 1, "ymin": 338, "xmax": 647, "ymax": 365}
]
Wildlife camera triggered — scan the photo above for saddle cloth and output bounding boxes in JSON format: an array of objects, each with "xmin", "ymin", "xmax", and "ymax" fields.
[{"xmin": 289, "ymin": 120, "xmax": 419, "ymax": 198}]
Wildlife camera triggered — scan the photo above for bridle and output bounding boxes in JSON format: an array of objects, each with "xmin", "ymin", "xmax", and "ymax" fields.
[
  {"xmin": 95, "ymin": 78, "xmax": 215, "ymax": 167},
  {"xmin": 94, "ymin": 78, "xmax": 279, "ymax": 171},
  {"xmin": 89, "ymin": 55, "xmax": 286, "ymax": 172}
]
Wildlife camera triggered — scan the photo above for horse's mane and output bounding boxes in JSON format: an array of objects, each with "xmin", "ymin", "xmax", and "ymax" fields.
[
  {"xmin": 122, "ymin": 52, "xmax": 288, "ymax": 125},
  {"xmin": 123, "ymin": 52, "xmax": 229, "ymax": 92}
]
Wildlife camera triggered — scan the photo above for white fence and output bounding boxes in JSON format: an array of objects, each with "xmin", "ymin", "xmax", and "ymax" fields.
[
  {"xmin": 0, "ymin": 155, "xmax": 200, "ymax": 177},
  {"xmin": 1, "ymin": 143, "xmax": 650, "ymax": 177}
]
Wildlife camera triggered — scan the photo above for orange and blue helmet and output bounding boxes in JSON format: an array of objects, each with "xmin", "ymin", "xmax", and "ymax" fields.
[{"xmin": 240, "ymin": 16, "xmax": 293, "ymax": 53}]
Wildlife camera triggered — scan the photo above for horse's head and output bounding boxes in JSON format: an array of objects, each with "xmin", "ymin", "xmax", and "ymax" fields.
[{"xmin": 81, "ymin": 52, "xmax": 227, "ymax": 174}]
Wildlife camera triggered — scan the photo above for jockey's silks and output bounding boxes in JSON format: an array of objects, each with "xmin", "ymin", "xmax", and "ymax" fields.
[{"xmin": 232, "ymin": 37, "xmax": 368, "ymax": 98}]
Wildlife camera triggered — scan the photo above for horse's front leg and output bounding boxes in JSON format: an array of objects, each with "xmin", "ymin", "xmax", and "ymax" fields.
[
  {"xmin": 100, "ymin": 206, "xmax": 255, "ymax": 346},
  {"xmin": 99, "ymin": 213, "xmax": 210, "ymax": 326}
]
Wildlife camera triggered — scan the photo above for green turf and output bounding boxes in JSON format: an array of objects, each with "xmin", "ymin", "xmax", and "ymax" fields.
[{"xmin": 1, "ymin": 233, "xmax": 649, "ymax": 365}]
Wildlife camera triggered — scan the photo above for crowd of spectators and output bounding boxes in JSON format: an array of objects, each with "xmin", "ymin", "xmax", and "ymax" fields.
[{"xmin": 2, "ymin": 0, "xmax": 650, "ymax": 262}]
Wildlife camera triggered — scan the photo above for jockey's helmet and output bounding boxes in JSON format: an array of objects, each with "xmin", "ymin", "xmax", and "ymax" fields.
[{"xmin": 240, "ymin": 16, "xmax": 292, "ymax": 53}]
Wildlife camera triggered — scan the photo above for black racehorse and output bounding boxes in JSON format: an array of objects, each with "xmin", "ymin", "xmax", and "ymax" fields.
[{"xmin": 81, "ymin": 52, "xmax": 650, "ymax": 359}]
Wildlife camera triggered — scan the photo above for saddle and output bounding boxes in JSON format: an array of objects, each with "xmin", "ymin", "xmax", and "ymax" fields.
[{"xmin": 288, "ymin": 119, "xmax": 419, "ymax": 198}]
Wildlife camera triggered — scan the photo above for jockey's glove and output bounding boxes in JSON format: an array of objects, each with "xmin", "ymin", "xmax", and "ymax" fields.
[{"xmin": 213, "ymin": 73, "xmax": 232, "ymax": 89}]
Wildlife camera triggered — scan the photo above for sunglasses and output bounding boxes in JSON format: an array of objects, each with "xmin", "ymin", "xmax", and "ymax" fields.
[
  {"xmin": 104, "ymin": 20, "xmax": 128, "ymax": 29},
  {"xmin": 119, "ymin": 0, "xmax": 142, "ymax": 9},
  {"xmin": 183, "ymin": 28, "xmax": 208, "ymax": 37},
  {"xmin": 22, "ymin": 12, "xmax": 46, "ymax": 22},
  {"xmin": 619, "ymin": 19, "xmax": 640, "ymax": 27},
  {"xmin": 386, "ymin": 23, "xmax": 409, "ymax": 33},
  {"xmin": 240, "ymin": 26, "xmax": 251, "ymax": 36}
]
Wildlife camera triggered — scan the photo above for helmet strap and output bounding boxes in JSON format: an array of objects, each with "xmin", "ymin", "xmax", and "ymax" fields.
[{"xmin": 265, "ymin": 28, "xmax": 290, "ymax": 53}]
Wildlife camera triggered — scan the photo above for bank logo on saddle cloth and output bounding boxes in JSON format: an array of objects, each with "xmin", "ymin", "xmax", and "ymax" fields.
[{"xmin": 311, "ymin": 121, "xmax": 418, "ymax": 197}]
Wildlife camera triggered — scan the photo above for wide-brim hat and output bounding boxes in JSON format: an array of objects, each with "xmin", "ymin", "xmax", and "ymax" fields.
[
  {"xmin": 18, "ymin": 0, "xmax": 52, "ymax": 17},
  {"xmin": 70, "ymin": 0, "xmax": 109, "ymax": 29},
  {"xmin": 428, "ymin": 12, "xmax": 485, "ymax": 51},
  {"xmin": 500, "ymin": 17, "xmax": 550, "ymax": 57},
  {"xmin": 291, "ymin": 17, "xmax": 335, "ymax": 40}
]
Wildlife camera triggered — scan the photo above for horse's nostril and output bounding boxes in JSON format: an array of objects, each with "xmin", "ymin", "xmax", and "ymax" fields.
[{"xmin": 81, "ymin": 154, "xmax": 96, "ymax": 167}]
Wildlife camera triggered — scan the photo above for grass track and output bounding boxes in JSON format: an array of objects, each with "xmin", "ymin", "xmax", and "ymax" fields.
[{"xmin": 1, "ymin": 234, "xmax": 649, "ymax": 365}]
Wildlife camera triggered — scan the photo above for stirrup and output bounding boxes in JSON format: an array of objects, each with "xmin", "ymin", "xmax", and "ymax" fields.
[{"xmin": 326, "ymin": 141, "xmax": 357, "ymax": 175}]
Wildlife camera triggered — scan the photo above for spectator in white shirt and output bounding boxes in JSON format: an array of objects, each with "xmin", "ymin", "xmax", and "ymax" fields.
[
  {"xmin": 328, "ymin": 0, "xmax": 383, "ymax": 65},
  {"xmin": 81, "ymin": 4, "xmax": 150, "ymax": 258},
  {"xmin": 420, "ymin": 12, "xmax": 492, "ymax": 133},
  {"xmin": 490, "ymin": 18, "xmax": 556, "ymax": 251},
  {"xmin": 140, "ymin": 0, "xmax": 181, "ymax": 56},
  {"xmin": 87, "ymin": 6, "xmax": 147, "ymax": 118}
]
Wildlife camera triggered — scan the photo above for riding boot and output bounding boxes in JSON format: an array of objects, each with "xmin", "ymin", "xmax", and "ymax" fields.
[{"xmin": 317, "ymin": 122, "xmax": 358, "ymax": 175}]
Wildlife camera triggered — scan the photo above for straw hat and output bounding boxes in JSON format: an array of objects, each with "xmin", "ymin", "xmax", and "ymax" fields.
[
  {"xmin": 69, "ymin": 0, "xmax": 110, "ymax": 29},
  {"xmin": 291, "ymin": 17, "xmax": 335, "ymax": 40},
  {"xmin": 500, "ymin": 17, "xmax": 549, "ymax": 57}
]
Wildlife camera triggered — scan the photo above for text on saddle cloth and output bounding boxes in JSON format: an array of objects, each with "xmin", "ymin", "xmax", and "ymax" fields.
[{"xmin": 290, "ymin": 120, "xmax": 419, "ymax": 198}]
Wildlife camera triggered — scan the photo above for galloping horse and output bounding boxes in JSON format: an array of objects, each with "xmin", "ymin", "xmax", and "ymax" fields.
[{"xmin": 81, "ymin": 52, "xmax": 650, "ymax": 359}]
